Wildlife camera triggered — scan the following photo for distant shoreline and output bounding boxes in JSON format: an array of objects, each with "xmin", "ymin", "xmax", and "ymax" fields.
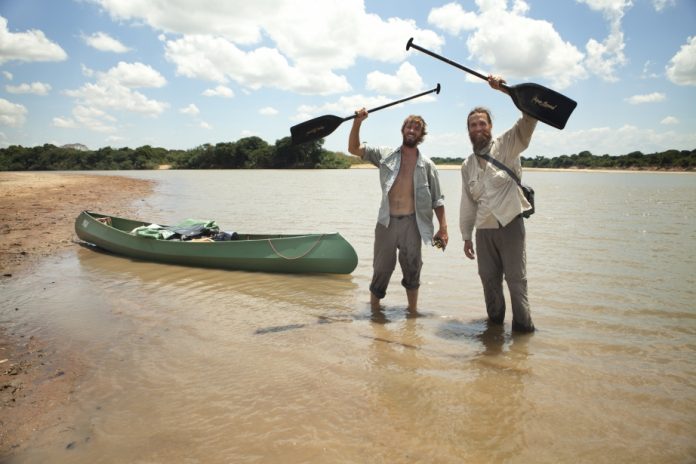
[{"xmin": 350, "ymin": 164, "xmax": 693, "ymax": 173}]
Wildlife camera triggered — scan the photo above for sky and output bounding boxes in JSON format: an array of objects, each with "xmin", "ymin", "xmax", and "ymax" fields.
[{"xmin": 0, "ymin": 0, "xmax": 695, "ymax": 158}]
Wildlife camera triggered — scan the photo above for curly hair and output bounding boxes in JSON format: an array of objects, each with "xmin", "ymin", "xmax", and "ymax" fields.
[{"xmin": 401, "ymin": 115, "xmax": 428, "ymax": 144}]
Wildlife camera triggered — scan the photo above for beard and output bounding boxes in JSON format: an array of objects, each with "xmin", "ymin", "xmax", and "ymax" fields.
[
  {"xmin": 469, "ymin": 130, "xmax": 492, "ymax": 153},
  {"xmin": 402, "ymin": 134, "xmax": 420, "ymax": 148}
]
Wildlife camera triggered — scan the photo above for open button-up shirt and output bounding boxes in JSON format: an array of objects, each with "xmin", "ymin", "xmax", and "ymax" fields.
[{"xmin": 363, "ymin": 146, "xmax": 445, "ymax": 244}]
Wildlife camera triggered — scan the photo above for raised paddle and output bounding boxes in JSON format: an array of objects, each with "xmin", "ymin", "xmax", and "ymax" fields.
[
  {"xmin": 406, "ymin": 38, "xmax": 577, "ymax": 129},
  {"xmin": 290, "ymin": 84, "xmax": 441, "ymax": 145}
]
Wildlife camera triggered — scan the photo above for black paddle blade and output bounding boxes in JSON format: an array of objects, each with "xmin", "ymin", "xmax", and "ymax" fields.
[
  {"xmin": 407, "ymin": 38, "xmax": 577, "ymax": 130},
  {"xmin": 508, "ymin": 83, "xmax": 577, "ymax": 130},
  {"xmin": 290, "ymin": 115, "xmax": 345, "ymax": 145}
]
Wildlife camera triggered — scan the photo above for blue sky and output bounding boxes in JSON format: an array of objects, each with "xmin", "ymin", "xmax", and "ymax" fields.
[{"xmin": 1, "ymin": 0, "xmax": 695, "ymax": 158}]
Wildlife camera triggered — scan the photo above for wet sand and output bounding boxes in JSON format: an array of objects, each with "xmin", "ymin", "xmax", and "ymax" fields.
[{"xmin": 0, "ymin": 172, "xmax": 154, "ymax": 458}]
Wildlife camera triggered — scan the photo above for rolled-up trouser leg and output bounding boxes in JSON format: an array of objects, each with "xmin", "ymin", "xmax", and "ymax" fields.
[
  {"xmin": 476, "ymin": 227, "xmax": 506, "ymax": 323},
  {"xmin": 369, "ymin": 223, "xmax": 397, "ymax": 299}
]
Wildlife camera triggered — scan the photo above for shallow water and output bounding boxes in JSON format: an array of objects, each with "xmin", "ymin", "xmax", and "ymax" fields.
[{"xmin": 2, "ymin": 169, "xmax": 695, "ymax": 463}]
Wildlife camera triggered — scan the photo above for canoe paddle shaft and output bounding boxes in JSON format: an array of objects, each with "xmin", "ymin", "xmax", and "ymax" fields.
[
  {"xmin": 350, "ymin": 83, "xmax": 441, "ymax": 122},
  {"xmin": 406, "ymin": 38, "xmax": 577, "ymax": 129},
  {"xmin": 290, "ymin": 84, "xmax": 441, "ymax": 145}
]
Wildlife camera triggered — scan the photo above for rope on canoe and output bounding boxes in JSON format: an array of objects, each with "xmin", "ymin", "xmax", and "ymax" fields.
[{"xmin": 267, "ymin": 235, "xmax": 324, "ymax": 260}]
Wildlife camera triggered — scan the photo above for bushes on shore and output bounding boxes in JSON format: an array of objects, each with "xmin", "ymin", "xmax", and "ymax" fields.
[
  {"xmin": 1, "ymin": 137, "xmax": 693, "ymax": 171},
  {"xmin": 0, "ymin": 136, "xmax": 352, "ymax": 171},
  {"xmin": 432, "ymin": 149, "xmax": 696, "ymax": 171}
]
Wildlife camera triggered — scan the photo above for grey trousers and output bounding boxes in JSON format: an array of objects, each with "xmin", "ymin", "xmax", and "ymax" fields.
[
  {"xmin": 369, "ymin": 215, "xmax": 422, "ymax": 299},
  {"xmin": 475, "ymin": 216, "xmax": 534, "ymax": 330}
]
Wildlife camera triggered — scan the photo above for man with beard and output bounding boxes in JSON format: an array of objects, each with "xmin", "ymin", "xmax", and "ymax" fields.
[
  {"xmin": 349, "ymin": 109, "xmax": 448, "ymax": 315},
  {"xmin": 460, "ymin": 75, "xmax": 537, "ymax": 333}
]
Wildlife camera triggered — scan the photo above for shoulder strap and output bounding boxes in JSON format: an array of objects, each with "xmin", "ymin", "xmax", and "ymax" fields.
[{"xmin": 476, "ymin": 153, "xmax": 523, "ymax": 187}]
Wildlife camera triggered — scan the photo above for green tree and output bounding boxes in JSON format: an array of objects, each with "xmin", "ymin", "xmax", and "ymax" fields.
[
  {"xmin": 272, "ymin": 136, "xmax": 324, "ymax": 168},
  {"xmin": 235, "ymin": 137, "xmax": 270, "ymax": 168}
]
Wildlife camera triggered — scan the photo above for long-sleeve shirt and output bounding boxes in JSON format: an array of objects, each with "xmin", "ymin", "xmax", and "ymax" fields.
[
  {"xmin": 363, "ymin": 146, "xmax": 445, "ymax": 244},
  {"xmin": 460, "ymin": 114, "xmax": 537, "ymax": 241}
]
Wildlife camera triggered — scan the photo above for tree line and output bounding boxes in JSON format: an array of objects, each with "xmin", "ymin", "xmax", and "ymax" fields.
[
  {"xmin": 1, "ymin": 137, "xmax": 694, "ymax": 171},
  {"xmin": 432, "ymin": 149, "xmax": 696, "ymax": 170},
  {"xmin": 0, "ymin": 136, "xmax": 354, "ymax": 171}
]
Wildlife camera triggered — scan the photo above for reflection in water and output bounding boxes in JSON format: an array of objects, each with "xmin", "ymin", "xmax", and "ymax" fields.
[
  {"xmin": 3, "ymin": 170, "xmax": 695, "ymax": 463},
  {"xmin": 469, "ymin": 330, "xmax": 530, "ymax": 461},
  {"xmin": 362, "ymin": 311, "xmax": 536, "ymax": 462},
  {"xmin": 369, "ymin": 312, "xmax": 424, "ymax": 353},
  {"xmin": 476, "ymin": 319, "xmax": 506, "ymax": 355},
  {"xmin": 75, "ymin": 244, "xmax": 359, "ymax": 319},
  {"xmin": 416, "ymin": 315, "xmax": 534, "ymax": 460}
]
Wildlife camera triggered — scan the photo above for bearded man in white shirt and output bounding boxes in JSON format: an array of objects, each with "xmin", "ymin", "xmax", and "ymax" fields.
[{"xmin": 460, "ymin": 75, "xmax": 537, "ymax": 333}]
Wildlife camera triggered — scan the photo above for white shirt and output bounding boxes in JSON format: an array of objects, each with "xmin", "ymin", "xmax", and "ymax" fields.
[{"xmin": 460, "ymin": 113, "xmax": 537, "ymax": 241}]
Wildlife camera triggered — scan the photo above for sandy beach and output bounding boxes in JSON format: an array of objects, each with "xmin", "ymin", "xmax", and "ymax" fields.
[{"xmin": 0, "ymin": 172, "xmax": 153, "ymax": 458}]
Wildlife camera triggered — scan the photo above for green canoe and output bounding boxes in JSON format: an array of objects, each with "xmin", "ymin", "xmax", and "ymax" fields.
[{"xmin": 75, "ymin": 211, "xmax": 358, "ymax": 274}]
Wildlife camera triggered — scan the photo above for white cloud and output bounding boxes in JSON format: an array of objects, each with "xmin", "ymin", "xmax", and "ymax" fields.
[
  {"xmin": 2, "ymin": 71, "xmax": 12, "ymax": 80},
  {"xmin": 180, "ymin": 103, "xmax": 200, "ymax": 116},
  {"xmin": 164, "ymin": 35, "xmax": 351, "ymax": 95},
  {"xmin": 199, "ymin": 121, "xmax": 212, "ymax": 129},
  {"xmin": 427, "ymin": 2, "xmax": 585, "ymax": 89},
  {"xmin": 660, "ymin": 116, "xmax": 678, "ymax": 125},
  {"xmin": 60, "ymin": 61, "xmax": 169, "ymax": 133},
  {"xmin": 64, "ymin": 62, "xmax": 168, "ymax": 117},
  {"xmin": 202, "ymin": 85, "xmax": 234, "ymax": 98},
  {"xmin": 259, "ymin": 107, "xmax": 278, "ymax": 116},
  {"xmin": 71, "ymin": 105, "xmax": 117, "ymax": 133},
  {"xmin": 83, "ymin": 32, "xmax": 131, "ymax": 53},
  {"xmin": 52, "ymin": 116, "xmax": 78, "ymax": 129},
  {"xmin": 81, "ymin": 64, "xmax": 95, "ymax": 78},
  {"xmin": 91, "ymin": 0, "xmax": 441, "ymax": 95},
  {"xmin": 366, "ymin": 62, "xmax": 425, "ymax": 95},
  {"xmin": 5, "ymin": 82, "xmax": 52, "ymax": 95},
  {"xmin": 65, "ymin": 83, "xmax": 168, "ymax": 116},
  {"xmin": 578, "ymin": 0, "xmax": 631, "ymax": 82},
  {"xmin": 626, "ymin": 92, "xmax": 666, "ymax": 104},
  {"xmin": 512, "ymin": 0, "xmax": 531, "ymax": 15},
  {"xmin": 666, "ymin": 36, "xmax": 696, "ymax": 86},
  {"xmin": 102, "ymin": 61, "xmax": 166, "ymax": 88},
  {"xmin": 97, "ymin": 0, "xmax": 440, "ymax": 65},
  {"xmin": 0, "ymin": 98, "xmax": 28, "ymax": 127},
  {"xmin": 95, "ymin": 0, "xmax": 272, "ymax": 44},
  {"xmin": 0, "ymin": 16, "xmax": 67, "ymax": 64},
  {"xmin": 652, "ymin": 0, "xmax": 675, "ymax": 12},
  {"xmin": 426, "ymin": 2, "xmax": 478, "ymax": 36}
]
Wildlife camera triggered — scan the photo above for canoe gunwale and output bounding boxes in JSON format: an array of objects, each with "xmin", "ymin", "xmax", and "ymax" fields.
[{"xmin": 266, "ymin": 235, "xmax": 325, "ymax": 260}]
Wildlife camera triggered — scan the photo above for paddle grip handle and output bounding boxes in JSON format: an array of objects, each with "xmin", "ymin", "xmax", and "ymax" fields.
[
  {"xmin": 406, "ymin": 38, "xmax": 509, "ymax": 91},
  {"xmin": 344, "ymin": 84, "xmax": 441, "ymax": 122}
]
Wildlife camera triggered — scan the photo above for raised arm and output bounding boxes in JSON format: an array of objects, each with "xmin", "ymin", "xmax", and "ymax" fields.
[{"xmin": 348, "ymin": 108, "xmax": 368, "ymax": 158}]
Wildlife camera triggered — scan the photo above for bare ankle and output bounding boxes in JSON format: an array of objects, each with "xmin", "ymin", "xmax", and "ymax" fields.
[
  {"xmin": 370, "ymin": 294, "xmax": 382, "ymax": 311},
  {"xmin": 406, "ymin": 289, "xmax": 418, "ymax": 312}
]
